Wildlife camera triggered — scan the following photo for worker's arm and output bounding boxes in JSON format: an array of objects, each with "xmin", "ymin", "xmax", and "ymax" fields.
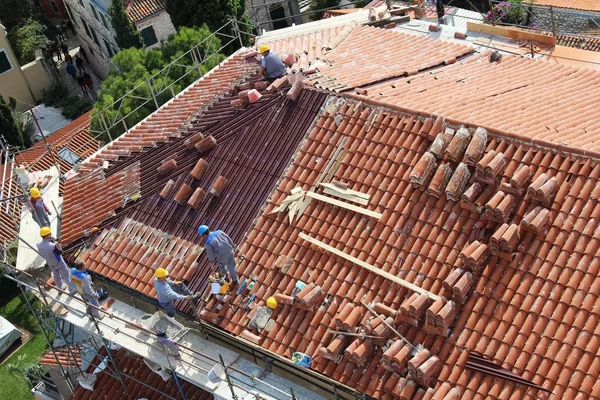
[
  {"xmin": 223, "ymin": 233, "xmax": 236, "ymax": 250},
  {"xmin": 164, "ymin": 280, "xmax": 187, "ymax": 301},
  {"xmin": 260, "ymin": 66, "xmax": 265, "ymax": 76},
  {"xmin": 260, "ymin": 57, "xmax": 266, "ymax": 77},
  {"xmin": 82, "ymin": 276, "xmax": 98, "ymax": 298},
  {"xmin": 205, "ymin": 243, "xmax": 216, "ymax": 264}
]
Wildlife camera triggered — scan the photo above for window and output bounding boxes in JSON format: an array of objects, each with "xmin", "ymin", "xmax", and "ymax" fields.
[
  {"xmin": 58, "ymin": 147, "xmax": 82, "ymax": 165},
  {"xmin": 90, "ymin": 28, "xmax": 101, "ymax": 49},
  {"xmin": 140, "ymin": 26, "xmax": 158, "ymax": 47},
  {"xmin": 65, "ymin": 4, "xmax": 77, "ymax": 25},
  {"xmin": 0, "ymin": 50, "xmax": 13, "ymax": 74},
  {"xmin": 90, "ymin": 3, "xmax": 99, "ymax": 20},
  {"xmin": 80, "ymin": 18, "xmax": 91, "ymax": 37},
  {"xmin": 100, "ymin": 13, "xmax": 110, "ymax": 30},
  {"xmin": 103, "ymin": 39, "xmax": 114, "ymax": 57},
  {"xmin": 49, "ymin": 0, "xmax": 60, "ymax": 13}
]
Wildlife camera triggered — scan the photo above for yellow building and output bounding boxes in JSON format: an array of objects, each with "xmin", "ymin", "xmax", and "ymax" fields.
[{"xmin": 0, "ymin": 24, "xmax": 51, "ymax": 111}]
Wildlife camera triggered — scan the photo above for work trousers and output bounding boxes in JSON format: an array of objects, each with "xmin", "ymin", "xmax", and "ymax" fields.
[
  {"xmin": 83, "ymin": 293, "xmax": 100, "ymax": 318},
  {"xmin": 158, "ymin": 300, "xmax": 176, "ymax": 318},
  {"xmin": 218, "ymin": 254, "xmax": 238, "ymax": 282},
  {"xmin": 51, "ymin": 263, "xmax": 76, "ymax": 293}
]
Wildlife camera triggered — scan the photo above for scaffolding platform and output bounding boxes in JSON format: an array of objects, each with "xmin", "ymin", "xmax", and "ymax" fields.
[{"xmin": 16, "ymin": 166, "xmax": 62, "ymax": 271}]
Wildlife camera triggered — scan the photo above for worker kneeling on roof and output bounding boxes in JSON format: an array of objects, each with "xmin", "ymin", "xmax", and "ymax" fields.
[
  {"xmin": 154, "ymin": 268, "xmax": 195, "ymax": 318},
  {"xmin": 259, "ymin": 44, "xmax": 286, "ymax": 82},
  {"xmin": 198, "ymin": 225, "xmax": 239, "ymax": 285},
  {"xmin": 37, "ymin": 227, "xmax": 76, "ymax": 294}
]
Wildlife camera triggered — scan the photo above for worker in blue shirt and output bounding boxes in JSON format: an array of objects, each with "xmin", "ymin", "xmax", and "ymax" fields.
[
  {"xmin": 71, "ymin": 258, "xmax": 101, "ymax": 319},
  {"xmin": 198, "ymin": 225, "xmax": 239, "ymax": 284},
  {"xmin": 259, "ymin": 44, "xmax": 286, "ymax": 82},
  {"xmin": 37, "ymin": 227, "xmax": 76, "ymax": 294},
  {"xmin": 154, "ymin": 268, "xmax": 194, "ymax": 318}
]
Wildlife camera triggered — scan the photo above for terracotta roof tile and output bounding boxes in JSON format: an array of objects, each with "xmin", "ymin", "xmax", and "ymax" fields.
[
  {"xmin": 311, "ymin": 25, "xmax": 473, "ymax": 90},
  {"xmin": 39, "ymin": 345, "xmax": 82, "ymax": 367},
  {"xmin": 125, "ymin": 0, "xmax": 165, "ymax": 22},
  {"xmin": 532, "ymin": 0, "xmax": 600, "ymax": 12},
  {"xmin": 70, "ymin": 347, "xmax": 213, "ymax": 400},
  {"xmin": 557, "ymin": 34, "xmax": 600, "ymax": 52},
  {"xmin": 200, "ymin": 93, "xmax": 600, "ymax": 399}
]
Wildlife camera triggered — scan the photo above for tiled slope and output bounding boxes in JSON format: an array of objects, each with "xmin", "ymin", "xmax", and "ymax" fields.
[
  {"xmin": 557, "ymin": 34, "xmax": 600, "ymax": 52},
  {"xmin": 532, "ymin": 0, "xmax": 600, "ymax": 12},
  {"xmin": 64, "ymin": 88, "xmax": 329, "ymax": 309},
  {"xmin": 16, "ymin": 112, "xmax": 99, "ymax": 173},
  {"xmin": 78, "ymin": 55, "xmax": 255, "ymax": 172},
  {"xmin": 0, "ymin": 164, "xmax": 22, "ymax": 244},
  {"xmin": 258, "ymin": 24, "xmax": 357, "ymax": 71},
  {"xmin": 70, "ymin": 347, "xmax": 213, "ymax": 400},
  {"xmin": 61, "ymin": 162, "xmax": 141, "ymax": 244},
  {"xmin": 312, "ymin": 25, "xmax": 473, "ymax": 90},
  {"xmin": 365, "ymin": 51, "xmax": 600, "ymax": 153},
  {"xmin": 203, "ymin": 96, "xmax": 600, "ymax": 399},
  {"xmin": 126, "ymin": 0, "xmax": 165, "ymax": 22},
  {"xmin": 80, "ymin": 218, "xmax": 203, "ymax": 298},
  {"xmin": 39, "ymin": 345, "xmax": 82, "ymax": 367}
]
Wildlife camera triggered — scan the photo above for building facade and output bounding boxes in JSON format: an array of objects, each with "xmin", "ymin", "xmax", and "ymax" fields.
[
  {"xmin": 38, "ymin": 0, "xmax": 70, "ymax": 22},
  {"xmin": 125, "ymin": 0, "xmax": 176, "ymax": 50},
  {"xmin": 247, "ymin": 0, "xmax": 303, "ymax": 33}
]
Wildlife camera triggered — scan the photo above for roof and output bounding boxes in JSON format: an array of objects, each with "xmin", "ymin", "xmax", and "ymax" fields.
[
  {"xmin": 531, "ymin": 0, "xmax": 600, "ymax": 12},
  {"xmin": 361, "ymin": 50, "xmax": 600, "ymax": 154},
  {"xmin": 125, "ymin": 0, "xmax": 166, "ymax": 22},
  {"xmin": 203, "ymin": 93, "xmax": 600, "ymax": 399},
  {"xmin": 311, "ymin": 24, "xmax": 473, "ymax": 90},
  {"xmin": 16, "ymin": 112, "xmax": 99, "ymax": 173},
  {"xmin": 70, "ymin": 347, "xmax": 213, "ymax": 400},
  {"xmin": 63, "ymin": 71, "xmax": 329, "ymax": 307},
  {"xmin": 39, "ymin": 345, "xmax": 82, "ymax": 368},
  {"xmin": 557, "ymin": 33, "xmax": 600, "ymax": 51},
  {"xmin": 0, "ymin": 163, "xmax": 21, "ymax": 245},
  {"xmin": 78, "ymin": 55, "xmax": 254, "ymax": 173}
]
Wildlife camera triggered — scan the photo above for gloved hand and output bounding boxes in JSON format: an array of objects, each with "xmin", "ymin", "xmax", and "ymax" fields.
[{"xmin": 185, "ymin": 295, "xmax": 192, "ymax": 300}]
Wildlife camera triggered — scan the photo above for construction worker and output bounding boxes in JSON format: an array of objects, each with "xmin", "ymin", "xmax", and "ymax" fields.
[
  {"xmin": 28, "ymin": 187, "xmax": 52, "ymax": 228},
  {"xmin": 258, "ymin": 44, "xmax": 286, "ymax": 82},
  {"xmin": 154, "ymin": 268, "xmax": 194, "ymax": 318},
  {"xmin": 37, "ymin": 227, "xmax": 76, "ymax": 294},
  {"xmin": 71, "ymin": 258, "xmax": 101, "ymax": 319},
  {"xmin": 197, "ymin": 225, "xmax": 238, "ymax": 284}
]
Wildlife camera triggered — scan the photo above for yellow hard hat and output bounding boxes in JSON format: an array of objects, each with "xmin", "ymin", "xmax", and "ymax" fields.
[
  {"xmin": 259, "ymin": 44, "xmax": 270, "ymax": 54},
  {"xmin": 155, "ymin": 268, "xmax": 169, "ymax": 278},
  {"xmin": 30, "ymin": 187, "xmax": 41, "ymax": 198},
  {"xmin": 40, "ymin": 227, "xmax": 52, "ymax": 237},
  {"xmin": 266, "ymin": 296, "xmax": 278, "ymax": 310}
]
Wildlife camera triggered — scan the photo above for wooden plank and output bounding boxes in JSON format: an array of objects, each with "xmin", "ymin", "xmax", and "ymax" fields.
[
  {"xmin": 320, "ymin": 182, "xmax": 370, "ymax": 200},
  {"xmin": 467, "ymin": 22, "xmax": 556, "ymax": 46},
  {"xmin": 300, "ymin": 233, "xmax": 442, "ymax": 301},
  {"xmin": 305, "ymin": 191, "xmax": 382, "ymax": 219},
  {"xmin": 323, "ymin": 188, "xmax": 369, "ymax": 206}
]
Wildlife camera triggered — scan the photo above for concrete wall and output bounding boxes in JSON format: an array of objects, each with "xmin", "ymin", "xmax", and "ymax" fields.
[
  {"xmin": 46, "ymin": 365, "xmax": 77, "ymax": 400},
  {"xmin": 531, "ymin": 6, "xmax": 600, "ymax": 34},
  {"xmin": 63, "ymin": 0, "xmax": 118, "ymax": 79},
  {"xmin": 22, "ymin": 59, "xmax": 52, "ymax": 102},
  {"xmin": 0, "ymin": 28, "xmax": 36, "ymax": 110},
  {"xmin": 136, "ymin": 11, "xmax": 177, "ymax": 50}
]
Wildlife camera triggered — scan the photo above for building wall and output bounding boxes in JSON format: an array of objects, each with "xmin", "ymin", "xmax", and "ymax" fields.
[
  {"xmin": 247, "ymin": 0, "xmax": 302, "ymax": 33},
  {"xmin": 531, "ymin": 6, "xmax": 600, "ymax": 33},
  {"xmin": 63, "ymin": 0, "xmax": 118, "ymax": 79},
  {"xmin": 135, "ymin": 11, "xmax": 177, "ymax": 49},
  {"xmin": 22, "ymin": 59, "xmax": 52, "ymax": 101},
  {"xmin": 0, "ymin": 28, "xmax": 36, "ymax": 110},
  {"xmin": 38, "ymin": 0, "xmax": 70, "ymax": 21}
]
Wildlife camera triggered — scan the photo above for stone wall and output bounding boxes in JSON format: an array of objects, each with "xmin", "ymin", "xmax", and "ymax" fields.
[
  {"xmin": 531, "ymin": 6, "xmax": 600, "ymax": 34},
  {"xmin": 136, "ymin": 11, "xmax": 177, "ymax": 50},
  {"xmin": 247, "ymin": 0, "xmax": 302, "ymax": 32}
]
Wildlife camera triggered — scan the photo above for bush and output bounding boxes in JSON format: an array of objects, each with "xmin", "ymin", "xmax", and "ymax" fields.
[
  {"xmin": 10, "ymin": 19, "xmax": 51, "ymax": 64},
  {"xmin": 484, "ymin": 0, "xmax": 528, "ymax": 26},
  {"xmin": 42, "ymin": 82, "xmax": 93, "ymax": 120}
]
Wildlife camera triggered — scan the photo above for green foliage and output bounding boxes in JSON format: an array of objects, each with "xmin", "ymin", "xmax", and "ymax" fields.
[
  {"xmin": 7, "ymin": 354, "xmax": 46, "ymax": 389},
  {"xmin": 11, "ymin": 19, "xmax": 51, "ymax": 64},
  {"xmin": 0, "ymin": 0, "xmax": 39, "ymax": 32},
  {"xmin": 108, "ymin": 0, "xmax": 143, "ymax": 50},
  {"xmin": 309, "ymin": 0, "xmax": 340, "ymax": 20},
  {"xmin": 0, "ymin": 96, "xmax": 27, "ymax": 149},
  {"xmin": 165, "ymin": 0, "xmax": 252, "ymax": 54},
  {"xmin": 91, "ymin": 26, "xmax": 223, "ymax": 142},
  {"xmin": 0, "ymin": 291, "xmax": 49, "ymax": 400},
  {"xmin": 42, "ymin": 82, "xmax": 93, "ymax": 120}
]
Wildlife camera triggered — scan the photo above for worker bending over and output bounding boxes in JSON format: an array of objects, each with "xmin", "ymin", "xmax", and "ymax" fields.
[
  {"xmin": 28, "ymin": 187, "xmax": 52, "ymax": 228},
  {"xmin": 71, "ymin": 258, "xmax": 101, "ymax": 319},
  {"xmin": 37, "ymin": 227, "xmax": 76, "ymax": 293},
  {"xmin": 154, "ymin": 268, "xmax": 194, "ymax": 318},
  {"xmin": 259, "ymin": 44, "xmax": 286, "ymax": 82},
  {"xmin": 198, "ymin": 225, "xmax": 239, "ymax": 284}
]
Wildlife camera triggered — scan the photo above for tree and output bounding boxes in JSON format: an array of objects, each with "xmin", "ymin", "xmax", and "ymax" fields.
[
  {"xmin": 91, "ymin": 26, "xmax": 223, "ymax": 142},
  {"xmin": 309, "ymin": 0, "xmax": 340, "ymax": 20},
  {"xmin": 11, "ymin": 19, "xmax": 51, "ymax": 64},
  {"xmin": 0, "ymin": 0, "xmax": 39, "ymax": 32},
  {"xmin": 0, "ymin": 96, "xmax": 29, "ymax": 149},
  {"xmin": 108, "ymin": 0, "xmax": 143, "ymax": 50},
  {"xmin": 165, "ymin": 0, "xmax": 252, "ymax": 54}
]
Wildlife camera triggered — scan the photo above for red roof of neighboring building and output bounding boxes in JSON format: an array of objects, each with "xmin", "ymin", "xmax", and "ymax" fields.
[
  {"xmin": 125, "ymin": 0, "xmax": 166, "ymax": 22},
  {"xmin": 39, "ymin": 345, "xmax": 82, "ymax": 368},
  {"xmin": 203, "ymin": 94, "xmax": 600, "ymax": 399},
  {"xmin": 531, "ymin": 0, "xmax": 600, "ymax": 12},
  {"xmin": 70, "ymin": 348, "xmax": 213, "ymax": 400},
  {"xmin": 557, "ymin": 33, "xmax": 600, "ymax": 52}
]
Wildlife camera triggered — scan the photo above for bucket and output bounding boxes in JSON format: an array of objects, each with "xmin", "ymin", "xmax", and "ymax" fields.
[{"xmin": 207, "ymin": 364, "xmax": 226, "ymax": 383}]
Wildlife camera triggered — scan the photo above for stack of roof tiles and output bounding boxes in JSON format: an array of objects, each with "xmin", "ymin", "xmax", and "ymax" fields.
[
  {"xmin": 483, "ymin": 191, "xmax": 515, "ymax": 222},
  {"xmin": 527, "ymin": 173, "xmax": 559, "ymax": 205},
  {"xmin": 39, "ymin": 345, "xmax": 82, "ymax": 368},
  {"xmin": 490, "ymin": 223, "xmax": 520, "ymax": 255}
]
